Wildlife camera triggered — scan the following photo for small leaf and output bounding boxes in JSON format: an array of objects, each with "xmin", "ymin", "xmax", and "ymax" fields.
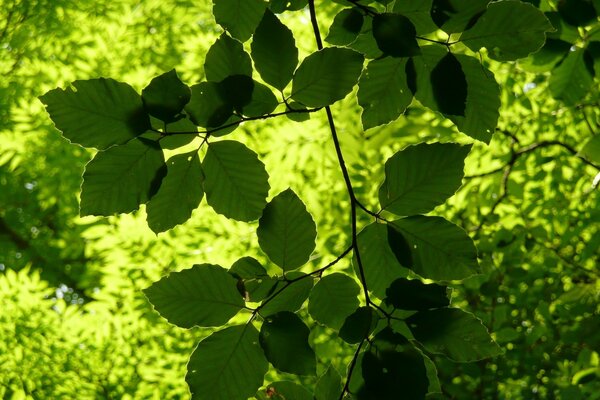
[
  {"xmin": 339, "ymin": 306, "xmax": 377, "ymax": 344},
  {"xmin": 325, "ymin": 8, "xmax": 364, "ymax": 46},
  {"xmin": 39, "ymin": 78, "xmax": 150, "ymax": 150},
  {"xmin": 80, "ymin": 138, "xmax": 166, "ymax": 216},
  {"xmin": 431, "ymin": 52, "xmax": 467, "ymax": 116},
  {"xmin": 241, "ymin": 81, "xmax": 279, "ymax": 117},
  {"xmin": 259, "ymin": 311, "xmax": 316, "ymax": 375},
  {"xmin": 379, "ymin": 142, "xmax": 471, "ymax": 216},
  {"xmin": 291, "ymin": 47, "xmax": 364, "ymax": 107},
  {"xmin": 229, "ymin": 257, "xmax": 277, "ymax": 302},
  {"xmin": 251, "ymin": 9, "xmax": 299, "ymax": 90},
  {"xmin": 355, "ymin": 222, "xmax": 408, "ymax": 299},
  {"xmin": 260, "ymin": 273, "xmax": 314, "ymax": 316},
  {"xmin": 205, "ymin": 33, "xmax": 253, "ymax": 82},
  {"xmin": 308, "ymin": 273, "xmax": 361, "ymax": 330},
  {"xmin": 357, "ymin": 57, "xmax": 413, "ymax": 130},
  {"xmin": 372, "ymin": 13, "xmax": 421, "ymax": 57},
  {"xmin": 460, "ymin": 0, "xmax": 554, "ymax": 61},
  {"xmin": 186, "ymin": 325, "xmax": 268, "ymax": 400},
  {"xmin": 146, "ymin": 151, "xmax": 204, "ymax": 233},
  {"xmin": 142, "ymin": 69, "xmax": 191, "ymax": 122},
  {"xmin": 548, "ymin": 48, "xmax": 594, "ymax": 105},
  {"xmin": 143, "ymin": 264, "xmax": 245, "ymax": 328},
  {"xmin": 407, "ymin": 308, "xmax": 503, "ymax": 362},
  {"xmin": 213, "ymin": 0, "xmax": 267, "ymax": 42},
  {"xmin": 186, "ymin": 82, "xmax": 233, "ymax": 129},
  {"xmin": 203, "ymin": 140, "xmax": 270, "ymax": 221},
  {"xmin": 257, "ymin": 189, "xmax": 316, "ymax": 271},
  {"xmin": 257, "ymin": 381, "xmax": 312, "ymax": 400},
  {"xmin": 315, "ymin": 365, "xmax": 343, "ymax": 400},
  {"xmin": 389, "ymin": 216, "xmax": 479, "ymax": 281},
  {"xmin": 385, "ymin": 278, "xmax": 449, "ymax": 311}
]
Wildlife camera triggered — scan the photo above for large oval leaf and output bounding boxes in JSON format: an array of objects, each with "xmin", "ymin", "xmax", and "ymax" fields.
[
  {"xmin": 143, "ymin": 263, "xmax": 244, "ymax": 328},
  {"xmin": 372, "ymin": 13, "xmax": 420, "ymax": 57},
  {"xmin": 186, "ymin": 325, "xmax": 268, "ymax": 400},
  {"xmin": 213, "ymin": 0, "xmax": 267, "ymax": 42},
  {"xmin": 205, "ymin": 33, "xmax": 253, "ymax": 82},
  {"xmin": 308, "ymin": 273, "xmax": 360, "ymax": 330},
  {"xmin": 291, "ymin": 47, "xmax": 364, "ymax": 107},
  {"xmin": 203, "ymin": 140, "xmax": 270, "ymax": 221},
  {"xmin": 142, "ymin": 69, "xmax": 191, "ymax": 123}
]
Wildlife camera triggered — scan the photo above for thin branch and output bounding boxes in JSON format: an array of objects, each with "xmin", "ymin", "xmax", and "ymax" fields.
[{"xmin": 339, "ymin": 338, "xmax": 367, "ymax": 399}]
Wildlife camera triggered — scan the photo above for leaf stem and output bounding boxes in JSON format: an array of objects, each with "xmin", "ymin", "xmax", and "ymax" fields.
[{"xmin": 339, "ymin": 337, "xmax": 367, "ymax": 399}]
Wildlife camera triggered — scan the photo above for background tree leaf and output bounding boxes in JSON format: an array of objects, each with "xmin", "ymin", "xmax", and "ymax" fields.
[
  {"xmin": 143, "ymin": 263, "xmax": 244, "ymax": 328},
  {"xmin": 213, "ymin": 0, "xmax": 267, "ymax": 42},
  {"xmin": 205, "ymin": 33, "xmax": 253, "ymax": 82},
  {"xmin": 80, "ymin": 138, "xmax": 166, "ymax": 216},
  {"xmin": 291, "ymin": 47, "xmax": 364, "ymax": 107},
  {"xmin": 186, "ymin": 325, "xmax": 268, "ymax": 400},
  {"xmin": 202, "ymin": 140, "xmax": 270, "ymax": 221},
  {"xmin": 39, "ymin": 78, "xmax": 150, "ymax": 150},
  {"xmin": 308, "ymin": 273, "xmax": 360, "ymax": 330},
  {"xmin": 259, "ymin": 311, "xmax": 316, "ymax": 375},
  {"xmin": 251, "ymin": 9, "xmax": 299, "ymax": 90},
  {"xmin": 257, "ymin": 188, "xmax": 316, "ymax": 271},
  {"xmin": 407, "ymin": 308, "xmax": 503, "ymax": 362},
  {"xmin": 141, "ymin": 69, "xmax": 191, "ymax": 123},
  {"xmin": 379, "ymin": 142, "xmax": 471, "ymax": 216}
]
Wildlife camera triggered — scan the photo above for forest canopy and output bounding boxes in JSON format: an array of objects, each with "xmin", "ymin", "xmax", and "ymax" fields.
[{"xmin": 1, "ymin": 0, "xmax": 599, "ymax": 399}]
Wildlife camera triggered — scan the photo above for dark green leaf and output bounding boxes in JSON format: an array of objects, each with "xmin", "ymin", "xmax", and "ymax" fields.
[
  {"xmin": 548, "ymin": 48, "xmax": 594, "ymax": 105},
  {"xmin": 579, "ymin": 135, "xmax": 600, "ymax": 164},
  {"xmin": 159, "ymin": 117, "xmax": 198, "ymax": 149},
  {"xmin": 325, "ymin": 8, "xmax": 364, "ymax": 46},
  {"xmin": 379, "ymin": 142, "xmax": 470, "ymax": 216},
  {"xmin": 348, "ymin": 18, "xmax": 384, "ymax": 59},
  {"xmin": 460, "ymin": 1, "xmax": 554, "ymax": 61},
  {"xmin": 357, "ymin": 57, "xmax": 413, "ymax": 130},
  {"xmin": 142, "ymin": 69, "xmax": 191, "ymax": 123},
  {"xmin": 217, "ymin": 74, "xmax": 255, "ymax": 112},
  {"xmin": 291, "ymin": 47, "xmax": 364, "ymax": 107},
  {"xmin": 431, "ymin": 52, "xmax": 467, "ymax": 116},
  {"xmin": 229, "ymin": 257, "xmax": 277, "ymax": 302},
  {"xmin": 385, "ymin": 278, "xmax": 449, "ymax": 311},
  {"xmin": 260, "ymin": 273, "xmax": 314, "ymax": 316},
  {"xmin": 269, "ymin": 0, "xmax": 307, "ymax": 12},
  {"xmin": 186, "ymin": 82, "xmax": 233, "ymax": 129},
  {"xmin": 387, "ymin": 223, "xmax": 413, "ymax": 268},
  {"xmin": 430, "ymin": 0, "xmax": 488, "ymax": 33},
  {"xmin": 143, "ymin": 264, "xmax": 244, "ymax": 328},
  {"xmin": 213, "ymin": 0, "xmax": 267, "ymax": 42},
  {"xmin": 339, "ymin": 306, "xmax": 377, "ymax": 344},
  {"xmin": 308, "ymin": 273, "xmax": 361, "ymax": 330},
  {"xmin": 389, "ymin": 216, "xmax": 479, "ymax": 280},
  {"xmin": 259, "ymin": 311, "xmax": 316, "ymax": 375},
  {"xmin": 80, "ymin": 138, "xmax": 165, "ymax": 216},
  {"xmin": 146, "ymin": 151, "xmax": 204, "ymax": 233},
  {"xmin": 205, "ymin": 33, "xmax": 253, "ymax": 82},
  {"xmin": 203, "ymin": 140, "xmax": 270, "ymax": 221},
  {"xmin": 407, "ymin": 308, "xmax": 503, "ymax": 362},
  {"xmin": 256, "ymin": 381, "xmax": 312, "ymax": 400},
  {"xmin": 355, "ymin": 222, "xmax": 408, "ymax": 299},
  {"xmin": 314, "ymin": 365, "xmax": 343, "ymax": 400},
  {"xmin": 392, "ymin": 0, "xmax": 437, "ymax": 35},
  {"xmin": 251, "ymin": 9, "xmax": 298, "ymax": 90},
  {"xmin": 372, "ymin": 13, "xmax": 420, "ymax": 57},
  {"xmin": 285, "ymin": 102, "xmax": 311, "ymax": 122},
  {"xmin": 241, "ymin": 81, "xmax": 278, "ymax": 117},
  {"xmin": 518, "ymin": 39, "xmax": 571, "ymax": 73},
  {"xmin": 558, "ymin": 0, "xmax": 597, "ymax": 27},
  {"xmin": 39, "ymin": 78, "xmax": 150, "ymax": 150},
  {"xmin": 257, "ymin": 189, "xmax": 316, "ymax": 271},
  {"xmin": 186, "ymin": 325, "xmax": 268, "ymax": 400}
]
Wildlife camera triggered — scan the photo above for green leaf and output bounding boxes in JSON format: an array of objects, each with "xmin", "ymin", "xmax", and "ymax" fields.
[
  {"xmin": 431, "ymin": 52, "xmax": 467, "ymax": 116},
  {"xmin": 325, "ymin": 8, "xmax": 364, "ymax": 46},
  {"xmin": 392, "ymin": 0, "xmax": 437, "ymax": 35},
  {"xmin": 460, "ymin": 0, "xmax": 554, "ymax": 61},
  {"xmin": 355, "ymin": 222, "xmax": 407, "ymax": 299},
  {"xmin": 379, "ymin": 142, "xmax": 470, "ymax": 216},
  {"xmin": 407, "ymin": 308, "xmax": 503, "ymax": 362},
  {"xmin": 260, "ymin": 273, "xmax": 314, "ymax": 316},
  {"xmin": 39, "ymin": 78, "xmax": 150, "ymax": 150},
  {"xmin": 229, "ymin": 257, "xmax": 277, "ymax": 302},
  {"xmin": 348, "ymin": 18, "xmax": 384, "ymax": 59},
  {"xmin": 241, "ymin": 81, "xmax": 279, "ymax": 117},
  {"xmin": 213, "ymin": 0, "xmax": 267, "ymax": 42},
  {"xmin": 308, "ymin": 273, "xmax": 361, "ymax": 330},
  {"xmin": 430, "ymin": 0, "xmax": 488, "ymax": 34},
  {"xmin": 558, "ymin": 0, "xmax": 598, "ymax": 27},
  {"xmin": 314, "ymin": 365, "xmax": 343, "ymax": 400},
  {"xmin": 579, "ymin": 135, "xmax": 600, "ymax": 164},
  {"xmin": 385, "ymin": 278, "xmax": 449, "ymax": 311},
  {"xmin": 205, "ymin": 33, "xmax": 253, "ymax": 82},
  {"xmin": 259, "ymin": 311, "xmax": 316, "ymax": 375},
  {"xmin": 518, "ymin": 39, "xmax": 571, "ymax": 73},
  {"xmin": 142, "ymin": 69, "xmax": 191, "ymax": 123},
  {"xmin": 414, "ymin": 46, "xmax": 500, "ymax": 143},
  {"xmin": 217, "ymin": 75, "xmax": 255, "ymax": 112},
  {"xmin": 257, "ymin": 189, "xmax": 316, "ymax": 271},
  {"xmin": 146, "ymin": 151, "xmax": 204, "ymax": 233},
  {"xmin": 143, "ymin": 264, "xmax": 244, "ymax": 328},
  {"xmin": 548, "ymin": 48, "xmax": 594, "ymax": 105},
  {"xmin": 80, "ymin": 138, "xmax": 166, "ymax": 216},
  {"xmin": 357, "ymin": 57, "xmax": 413, "ymax": 130},
  {"xmin": 203, "ymin": 140, "xmax": 270, "ymax": 221},
  {"xmin": 291, "ymin": 47, "xmax": 364, "ymax": 107},
  {"xmin": 372, "ymin": 13, "xmax": 420, "ymax": 57},
  {"xmin": 251, "ymin": 9, "xmax": 299, "ymax": 90},
  {"xmin": 339, "ymin": 306, "xmax": 377, "ymax": 344},
  {"xmin": 186, "ymin": 82, "xmax": 234, "ymax": 129},
  {"xmin": 269, "ymin": 0, "xmax": 307, "ymax": 12},
  {"xmin": 389, "ymin": 216, "xmax": 479, "ymax": 281},
  {"xmin": 159, "ymin": 117, "xmax": 198, "ymax": 149},
  {"xmin": 186, "ymin": 325, "xmax": 268, "ymax": 400},
  {"xmin": 257, "ymin": 381, "xmax": 312, "ymax": 400}
]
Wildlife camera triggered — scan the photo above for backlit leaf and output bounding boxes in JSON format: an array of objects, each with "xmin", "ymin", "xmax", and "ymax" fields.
[
  {"xmin": 372, "ymin": 13, "xmax": 420, "ymax": 57},
  {"xmin": 213, "ymin": 0, "xmax": 267, "ymax": 42},
  {"xmin": 257, "ymin": 381, "xmax": 312, "ymax": 400},
  {"xmin": 205, "ymin": 33, "xmax": 253, "ymax": 82},
  {"xmin": 325, "ymin": 8, "xmax": 364, "ymax": 46},
  {"xmin": 142, "ymin": 69, "xmax": 191, "ymax": 123},
  {"xmin": 430, "ymin": 52, "xmax": 467, "ymax": 116},
  {"xmin": 339, "ymin": 306, "xmax": 377, "ymax": 344},
  {"xmin": 260, "ymin": 273, "xmax": 314, "ymax": 316},
  {"xmin": 385, "ymin": 278, "xmax": 449, "ymax": 311},
  {"xmin": 314, "ymin": 365, "xmax": 343, "ymax": 400},
  {"xmin": 308, "ymin": 273, "xmax": 360, "ymax": 330},
  {"xmin": 548, "ymin": 48, "xmax": 594, "ymax": 105},
  {"xmin": 186, "ymin": 82, "xmax": 233, "ymax": 129}
]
